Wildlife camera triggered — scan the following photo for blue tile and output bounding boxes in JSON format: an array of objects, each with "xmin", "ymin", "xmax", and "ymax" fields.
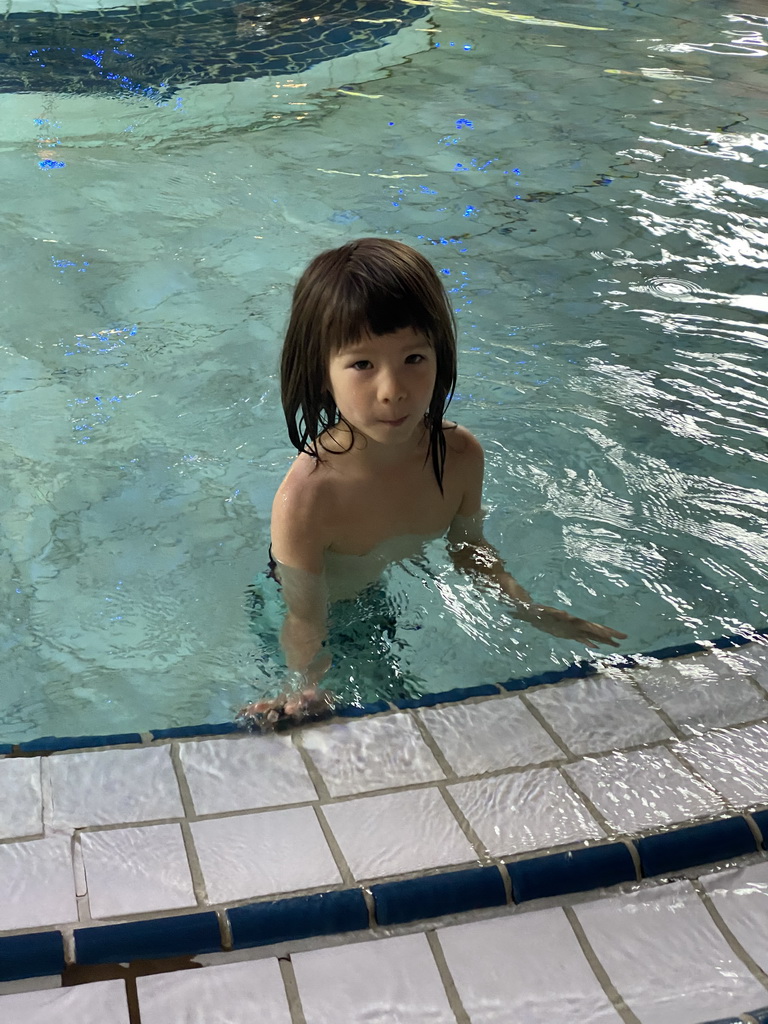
[
  {"xmin": 0, "ymin": 745, "xmax": 13, "ymax": 755},
  {"xmin": 336, "ymin": 700, "xmax": 391, "ymax": 718},
  {"xmin": 372, "ymin": 866, "xmax": 507, "ymax": 926},
  {"xmin": 392, "ymin": 684, "xmax": 499, "ymax": 710},
  {"xmin": 228, "ymin": 889, "xmax": 368, "ymax": 949},
  {"xmin": 0, "ymin": 931, "xmax": 65, "ymax": 982},
  {"xmin": 752, "ymin": 809, "xmax": 768, "ymax": 849},
  {"xmin": 747, "ymin": 1006, "xmax": 768, "ymax": 1024},
  {"xmin": 18, "ymin": 733, "xmax": 143, "ymax": 753},
  {"xmin": 637, "ymin": 817, "xmax": 757, "ymax": 877},
  {"xmin": 712, "ymin": 632, "xmax": 754, "ymax": 651},
  {"xmin": 150, "ymin": 722, "xmax": 239, "ymax": 740},
  {"xmin": 644, "ymin": 641, "xmax": 707, "ymax": 660},
  {"xmin": 74, "ymin": 912, "xmax": 221, "ymax": 964},
  {"xmin": 693, "ymin": 1017, "xmax": 743, "ymax": 1024},
  {"xmin": 499, "ymin": 660, "xmax": 598, "ymax": 693},
  {"xmin": 508, "ymin": 844, "xmax": 636, "ymax": 903}
]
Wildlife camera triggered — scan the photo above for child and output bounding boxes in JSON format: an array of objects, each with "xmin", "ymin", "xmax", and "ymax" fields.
[{"xmin": 241, "ymin": 238, "xmax": 626, "ymax": 725}]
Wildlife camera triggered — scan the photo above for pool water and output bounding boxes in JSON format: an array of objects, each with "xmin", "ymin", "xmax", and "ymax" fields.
[{"xmin": 1, "ymin": 0, "xmax": 767, "ymax": 741}]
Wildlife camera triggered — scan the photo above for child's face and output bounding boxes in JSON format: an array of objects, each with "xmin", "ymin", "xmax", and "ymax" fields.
[{"xmin": 327, "ymin": 326, "xmax": 437, "ymax": 446}]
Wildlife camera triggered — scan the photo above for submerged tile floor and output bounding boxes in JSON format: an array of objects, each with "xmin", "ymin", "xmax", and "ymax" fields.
[{"xmin": 2, "ymin": 640, "xmax": 768, "ymax": 1022}]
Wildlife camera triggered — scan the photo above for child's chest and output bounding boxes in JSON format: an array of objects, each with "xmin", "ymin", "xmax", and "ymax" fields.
[{"xmin": 326, "ymin": 459, "xmax": 461, "ymax": 556}]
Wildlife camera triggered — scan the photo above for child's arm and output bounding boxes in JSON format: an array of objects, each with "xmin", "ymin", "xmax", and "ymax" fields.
[{"xmin": 448, "ymin": 431, "xmax": 627, "ymax": 650}]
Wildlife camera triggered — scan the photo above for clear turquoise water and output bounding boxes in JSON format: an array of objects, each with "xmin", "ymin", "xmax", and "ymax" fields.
[{"xmin": 1, "ymin": 0, "xmax": 766, "ymax": 741}]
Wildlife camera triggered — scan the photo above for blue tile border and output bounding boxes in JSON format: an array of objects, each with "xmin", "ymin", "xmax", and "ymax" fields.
[
  {"xmin": 73, "ymin": 911, "xmax": 222, "ymax": 964},
  {"xmin": 16, "ymin": 732, "xmax": 143, "ymax": 753},
  {"xmin": 0, "ymin": 931, "xmax": 65, "ymax": 982},
  {"xmin": 228, "ymin": 889, "xmax": 369, "ymax": 949},
  {"xmin": 508, "ymin": 842, "xmax": 637, "ymax": 903},
  {"xmin": 372, "ymin": 865, "xmax": 507, "ymax": 925},
  {"xmin": 637, "ymin": 817, "xmax": 758, "ymax": 877}
]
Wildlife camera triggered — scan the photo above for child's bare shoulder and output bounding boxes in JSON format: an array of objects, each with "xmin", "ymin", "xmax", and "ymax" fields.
[
  {"xmin": 274, "ymin": 454, "xmax": 336, "ymax": 521},
  {"xmin": 444, "ymin": 421, "xmax": 484, "ymax": 463}
]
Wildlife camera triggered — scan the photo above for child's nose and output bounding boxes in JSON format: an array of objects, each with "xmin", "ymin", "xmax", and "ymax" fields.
[{"xmin": 379, "ymin": 368, "xmax": 405, "ymax": 402}]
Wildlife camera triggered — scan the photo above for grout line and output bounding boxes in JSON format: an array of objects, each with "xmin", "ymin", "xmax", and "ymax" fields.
[
  {"xmin": 125, "ymin": 975, "xmax": 142, "ymax": 1024},
  {"xmin": 563, "ymin": 905, "xmax": 643, "ymax": 1024},
  {"xmin": 426, "ymin": 930, "xmax": 471, "ymax": 1024},
  {"xmin": 279, "ymin": 955, "xmax": 308, "ymax": 1024},
  {"xmin": 216, "ymin": 908, "xmax": 233, "ymax": 951},
  {"xmin": 518, "ymin": 692, "xmax": 575, "ymax": 759},
  {"xmin": 556, "ymin": 764, "xmax": 615, "ymax": 838},
  {"xmin": 39, "ymin": 757, "xmax": 53, "ymax": 836},
  {"xmin": 312, "ymin": 805, "xmax": 356, "ymax": 887},
  {"xmin": 743, "ymin": 812, "xmax": 766, "ymax": 851},
  {"xmin": 407, "ymin": 709, "xmax": 455, "ymax": 779},
  {"xmin": 61, "ymin": 926, "xmax": 76, "ymax": 967},
  {"xmin": 622, "ymin": 839, "xmax": 643, "ymax": 882},
  {"xmin": 438, "ymin": 784, "xmax": 492, "ymax": 864},
  {"xmin": 71, "ymin": 832, "xmax": 87, "ymax": 898},
  {"xmin": 178, "ymin": 819, "xmax": 210, "ymax": 906},
  {"xmin": 691, "ymin": 879, "xmax": 768, "ymax": 991},
  {"xmin": 292, "ymin": 731, "xmax": 331, "ymax": 801},
  {"xmin": 169, "ymin": 743, "xmax": 197, "ymax": 820}
]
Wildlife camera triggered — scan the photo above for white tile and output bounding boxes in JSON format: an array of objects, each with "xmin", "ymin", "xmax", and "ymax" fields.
[
  {"xmin": 449, "ymin": 768, "xmax": 604, "ymax": 856},
  {"xmin": 564, "ymin": 748, "xmax": 725, "ymax": 833},
  {"xmin": 190, "ymin": 807, "xmax": 341, "ymax": 903},
  {"xmin": 80, "ymin": 823, "xmax": 196, "ymax": 918},
  {"xmin": 716, "ymin": 644, "xmax": 768, "ymax": 691},
  {"xmin": 675, "ymin": 723, "xmax": 768, "ymax": 807},
  {"xmin": 527, "ymin": 672, "xmax": 672, "ymax": 755},
  {"xmin": 438, "ymin": 907, "xmax": 622, "ymax": 1024},
  {"xmin": 301, "ymin": 715, "xmax": 444, "ymax": 797},
  {"xmin": 178, "ymin": 734, "xmax": 317, "ymax": 815},
  {"xmin": 293, "ymin": 932, "xmax": 455, "ymax": 1024},
  {"xmin": 701, "ymin": 860, "xmax": 768, "ymax": 974},
  {"xmin": 0, "ymin": 757, "xmax": 42, "ymax": 839},
  {"xmin": 0, "ymin": 979, "xmax": 130, "ymax": 1024},
  {"xmin": 630, "ymin": 654, "xmax": 768, "ymax": 736},
  {"xmin": 322, "ymin": 787, "xmax": 475, "ymax": 879},
  {"xmin": 419, "ymin": 696, "xmax": 562, "ymax": 774},
  {"xmin": 574, "ymin": 881, "xmax": 767, "ymax": 1024},
  {"xmin": 0, "ymin": 836, "xmax": 77, "ymax": 931},
  {"xmin": 137, "ymin": 957, "xmax": 292, "ymax": 1024},
  {"xmin": 47, "ymin": 746, "xmax": 184, "ymax": 829}
]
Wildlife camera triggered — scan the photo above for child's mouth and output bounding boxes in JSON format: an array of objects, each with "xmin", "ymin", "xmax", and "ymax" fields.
[{"xmin": 380, "ymin": 416, "xmax": 408, "ymax": 427}]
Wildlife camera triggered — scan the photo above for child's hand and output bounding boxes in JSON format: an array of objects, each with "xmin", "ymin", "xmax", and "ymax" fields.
[
  {"xmin": 528, "ymin": 604, "xmax": 627, "ymax": 649},
  {"xmin": 238, "ymin": 686, "xmax": 335, "ymax": 731}
]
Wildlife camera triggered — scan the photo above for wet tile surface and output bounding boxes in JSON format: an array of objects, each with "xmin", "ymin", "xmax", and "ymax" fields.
[
  {"xmin": 79, "ymin": 823, "xmax": 196, "ymax": 918},
  {"xmin": 438, "ymin": 907, "xmax": 622, "ymax": 1024},
  {"xmin": 178, "ymin": 734, "xmax": 317, "ymax": 815},
  {"xmin": 674, "ymin": 723, "xmax": 768, "ymax": 807},
  {"xmin": 0, "ymin": 978, "xmax": 129, "ymax": 1023},
  {"xmin": 564, "ymin": 748, "xmax": 725, "ymax": 832},
  {"xmin": 449, "ymin": 768, "xmax": 604, "ymax": 855},
  {"xmin": 301, "ymin": 715, "xmax": 444, "ymax": 797},
  {"xmin": 0, "ymin": 837, "xmax": 77, "ymax": 931},
  {"xmin": 292, "ymin": 932, "xmax": 455, "ymax": 1024},
  {"xmin": 136, "ymin": 957, "xmax": 292, "ymax": 1024},
  {"xmin": 321, "ymin": 787, "xmax": 476, "ymax": 879},
  {"xmin": 527, "ymin": 671, "xmax": 672, "ymax": 754},
  {"xmin": 574, "ymin": 880, "xmax": 767, "ymax": 1024},
  {"xmin": 419, "ymin": 695, "xmax": 562, "ymax": 774},
  {"xmin": 0, "ymin": 756, "xmax": 42, "ymax": 839},
  {"xmin": 47, "ymin": 746, "xmax": 184, "ymax": 829},
  {"xmin": 191, "ymin": 806, "xmax": 342, "ymax": 902},
  {"xmin": 701, "ymin": 860, "xmax": 768, "ymax": 974}
]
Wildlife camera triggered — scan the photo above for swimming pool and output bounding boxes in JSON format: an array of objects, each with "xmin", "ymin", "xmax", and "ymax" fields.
[{"xmin": 2, "ymin": 0, "xmax": 766, "ymax": 741}]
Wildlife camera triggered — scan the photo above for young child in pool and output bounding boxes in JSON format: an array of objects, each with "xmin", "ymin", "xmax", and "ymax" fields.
[{"xmin": 241, "ymin": 238, "xmax": 626, "ymax": 725}]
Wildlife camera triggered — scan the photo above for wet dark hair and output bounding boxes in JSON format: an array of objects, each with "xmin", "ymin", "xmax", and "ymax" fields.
[{"xmin": 280, "ymin": 237, "xmax": 457, "ymax": 491}]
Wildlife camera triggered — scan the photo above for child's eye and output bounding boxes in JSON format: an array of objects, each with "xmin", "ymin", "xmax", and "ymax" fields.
[
  {"xmin": 405, "ymin": 353, "xmax": 426, "ymax": 364},
  {"xmin": 351, "ymin": 360, "xmax": 372, "ymax": 370}
]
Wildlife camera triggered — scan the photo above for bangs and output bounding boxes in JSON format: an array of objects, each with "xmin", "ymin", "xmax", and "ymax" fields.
[{"xmin": 329, "ymin": 277, "xmax": 438, "ymax": 353}]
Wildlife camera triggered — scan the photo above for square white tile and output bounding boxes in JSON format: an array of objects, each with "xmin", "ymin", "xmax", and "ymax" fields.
[
  {"xmin": 292, "ymin": 932, "xmax": 455, "ymax": 1024},
  {"xmin": 47, "ymin": 745, "xmax": 184, "ymax": 829},
  {"xmin": 0, "ymin": 757, "xmax": 42, "ymax": 839},
  {"xmin": 438, "ymin": 907, "xmax": 622, "ymax": 1024},
  {"xmin": 419, "ymin": 696, "xmax": 562, "ymax": 775},
  {"xmin": 574, "ymin": 881, "xmax": 767, "ymax": 1024},
  {"xmin": 80, "ymin": 823, "xmax": 196, "ymax": 918},
  {"xmin": 178, "ymin": 734, "xmax": 317, "ymax": 815},
  {"xmin": 629, "ymin": 654, "xmax": 768, "ymax": 736},
  {"xmin": 564, "ymin": 748, "xmax": 724, "ymax": 833},
  {"xmin": 701, "ymin": 860, "xmax": 768, "ymax": 974},
  {"xmin": 674, "ymin": 722, "xmax": 768, "ymax": 806},
  {"xmin": 190, "ymin": 806, "xmax": 341, "ymax": 903},
  {"xmin": 449, "ymin": 768, "xmax": 604, "ymax": 856},
  {"xmin": 715, "ymin": 644, "xmax": 768, "ymax": 691},
  {"xmin": 321, "ymin": 787, "xmax": 475, "ymax": 879},
  {"xmin": 527, "ymin": 672, "xmax": 672, "ymax": 755},
  {"xmin": 0, "ymin": 836, "xmax": 77, "ymax": 931},
  {"xmin": 301, "ymin": 715, "xmax": 444, "ymax": 797},
  {"xmin": 0, "ymin": 979, "xmax": 130, "ymax": 1024},
  {"xmin": 136, "ymin": 957, "xmax": 292, "ymax": 1024}
]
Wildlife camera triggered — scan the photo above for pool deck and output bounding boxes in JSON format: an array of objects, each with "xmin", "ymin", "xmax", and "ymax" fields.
[{"xmin": 2, "ymin": 637, "xmax": 768, "ymax": 1021}]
